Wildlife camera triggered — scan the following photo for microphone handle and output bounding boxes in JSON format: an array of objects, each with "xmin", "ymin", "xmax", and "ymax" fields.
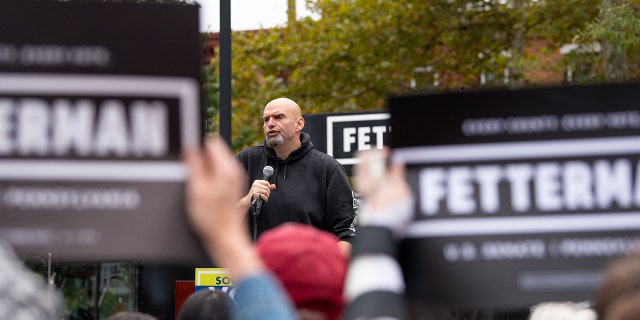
[
  {"xmin": 255, "ymin": 196, "xmax": 264, "ymax": 210},
  {"xmin": 253, "ymin": 174, "xmax": 271, "ymax": 214}
]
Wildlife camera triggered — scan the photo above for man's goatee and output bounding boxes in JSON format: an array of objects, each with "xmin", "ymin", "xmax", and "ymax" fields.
[{"xmin": 266, "ymin": 135, "xmax": 284, "ymax": 148}]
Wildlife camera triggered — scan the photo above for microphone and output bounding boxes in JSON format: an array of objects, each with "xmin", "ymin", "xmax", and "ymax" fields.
[{"xmin": 253, "ymin": 166, "xmax": 274, "ymax": 214}]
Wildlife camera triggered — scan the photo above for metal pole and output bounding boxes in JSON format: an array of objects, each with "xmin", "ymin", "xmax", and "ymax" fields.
[
  {"xmin": 47, "ymin": 253, "xmax": 54, "ymax": 313},
  {"xmin": 94, "ymin": 263, "xmax": 101, "ymax": 319},
  {"xmin": 219, "ymin": 0, "xmax": 232, "ymax": 146}
]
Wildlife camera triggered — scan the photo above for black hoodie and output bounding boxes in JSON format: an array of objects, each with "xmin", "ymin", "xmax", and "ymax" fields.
[{"xmin": 236, "ymin": 132, "xmax": 357, "ymax": 241}]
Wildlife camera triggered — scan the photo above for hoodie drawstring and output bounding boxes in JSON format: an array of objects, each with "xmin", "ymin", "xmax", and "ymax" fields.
[
  {"xmin": 266, "ymin": 162, "xmax": 288, "ymax": 183},
  {"xmin": 283, "ymin": 163, "xmax": 288, "ymax": 181}
]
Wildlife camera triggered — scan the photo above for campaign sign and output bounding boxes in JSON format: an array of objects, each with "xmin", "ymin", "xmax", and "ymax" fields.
[
  {"xmin": 388, "ymin": 83, "xmax": 640, "ymax": 311},
  {"xmin": 0, "ymin": 2, "xmax": 206, "ymax": 263},
  {"xmin": 303, "ymin": 112, "xmax": 390, "ymax": 175},
  {"xmin": 195, "ymin": 268, "xmax": 236, "ymax": 298}
]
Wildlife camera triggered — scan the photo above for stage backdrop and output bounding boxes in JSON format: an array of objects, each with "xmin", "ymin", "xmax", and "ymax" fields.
[
  {"xmin": 0, "ymin": 1, "xmax": 206, "ymax": 263},
  {"xmin": 389, "ymin": 83, "xmax": 640, "ymax": 311}
]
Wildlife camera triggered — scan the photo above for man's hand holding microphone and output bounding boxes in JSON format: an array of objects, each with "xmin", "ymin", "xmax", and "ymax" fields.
[{"xmin": 240, "ymin": 166, "xmax": 276, "ymax": 214}]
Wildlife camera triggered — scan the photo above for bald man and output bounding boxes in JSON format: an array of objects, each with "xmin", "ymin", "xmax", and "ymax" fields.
[{"xmin": 237, "ymin": 98, "xmax": 357, "ymax": 252}]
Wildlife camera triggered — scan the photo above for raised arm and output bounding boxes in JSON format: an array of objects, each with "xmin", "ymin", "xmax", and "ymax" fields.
[
  {"xmin": 344, "ymin": 148, "xmax": 414, "ymax": 320},
  {"xmin": 183, "ymin": 137, "xmax": 298, "ymax": 320}
]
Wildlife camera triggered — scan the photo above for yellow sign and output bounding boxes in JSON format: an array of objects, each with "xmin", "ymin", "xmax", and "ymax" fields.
[{"xmin": 195, "ymin": 268, "xmax": 234, "ymax": 287}]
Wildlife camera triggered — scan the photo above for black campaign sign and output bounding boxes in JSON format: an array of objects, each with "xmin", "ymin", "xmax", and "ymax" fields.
[
  {"xmin": 303, "ymin": 112, "xmax": 390, "ymax": 176},
  {"xmin": 0, "ymin": 2, "xmax": 206, "ymax": 263},
  {"xmin": 389, "ymin": 83, "xmax": 640, "ymax": 310}
]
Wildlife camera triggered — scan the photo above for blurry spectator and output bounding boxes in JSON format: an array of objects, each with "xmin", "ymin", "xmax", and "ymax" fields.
[
  {"xmin": 0, "ymin": 241, "xmax": 61, "ymax": 320},
  {"xmin": 107, "ymin": 311, "xmax": 158, "ymax": 320},
  {"xmin": 177, "ymin": 289, "xmax": 236, "ymax": 320},
  {"xmin": 528, "ymin": 302, "xmax": 595, "ymax": 320},
  {"xmin": 184, "ymin": 137, "xmax": 298, "ymax": 320},
  {"xmin": 594, "ymin": 254, "xmax": 640, "ymax": 320},
  {"xmin": 256, "ymin": 223, "xmax": 348, "ymax": 320}
]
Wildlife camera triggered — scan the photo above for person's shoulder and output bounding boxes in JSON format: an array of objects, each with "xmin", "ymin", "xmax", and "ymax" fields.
[
  {"xmin": 236, "ymin": 146, "xmax": 266, "ymax": 168},
  {"xmin": 309, "ymin": 148, "xmax": 340, "ymax": 164},
  {"xmin": 237, "ymin": 145, "xmax": 264, "ymax": 157},
  {"xmin": 239, "ymin": 145, "xmax": 264, "ymax": 152},
  {"xmin": 307, "ymin": 149, "xmax": 348, "ymax": 175}
]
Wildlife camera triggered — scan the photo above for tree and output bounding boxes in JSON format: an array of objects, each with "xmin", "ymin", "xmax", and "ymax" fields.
[
  {"xmin": 220, "ymin": 1, "xmax": 442, "ymax": 149},
  {"xmin": 575, "ymin": 0, "xmax": 640, "ymax": 81},
  {"xmin": 207, "ymin": 0, "xmax": 631, "ymax": 150}
]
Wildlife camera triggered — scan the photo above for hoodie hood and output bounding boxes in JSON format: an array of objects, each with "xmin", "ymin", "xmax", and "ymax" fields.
[
  {"xmin": 263, "ymin": 132, "xmax": 314, "ymax": 182},
  {"xmin": 264, "ymin": 132, "xmax": 313, "ymax": 163}
]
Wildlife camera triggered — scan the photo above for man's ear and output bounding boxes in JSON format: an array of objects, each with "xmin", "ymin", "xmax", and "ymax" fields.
[{"xmin": 296, "ymin": 117, "xmax": 305, "ymax": 130}]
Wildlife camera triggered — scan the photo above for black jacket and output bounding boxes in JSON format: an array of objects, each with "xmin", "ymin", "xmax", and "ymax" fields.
[{"xmin": 236, "ymin": 132, "xmax": 357, "ymax": 241}]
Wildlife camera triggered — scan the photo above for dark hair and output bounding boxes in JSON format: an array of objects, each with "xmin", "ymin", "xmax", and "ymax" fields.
[
  {"xmin": 177, "ymin": 289, "xmax": 236, "ymax": 320},
  {"xmin": 107, "ymin": 311, "xmax": 158, "ymax": 320}
]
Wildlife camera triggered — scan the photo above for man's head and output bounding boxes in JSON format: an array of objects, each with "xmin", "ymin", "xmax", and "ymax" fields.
[
  {"xmin": 255, "ymin": 223, "xmax": 348, "ymax": 320},
  {"xmin": 262, "ymin": 97, "xmax": 304, "ymax": 149}
]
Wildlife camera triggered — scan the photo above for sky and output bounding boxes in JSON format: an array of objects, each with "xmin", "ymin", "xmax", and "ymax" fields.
[{"xmin": 199, "ymin": 0, "xmax": 316, "ymax": 32}]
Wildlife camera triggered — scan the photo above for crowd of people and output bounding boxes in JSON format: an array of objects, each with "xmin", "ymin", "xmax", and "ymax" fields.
[{"xmin": 1, "ymin": 97, "xmax": 639, "ymax": 320}]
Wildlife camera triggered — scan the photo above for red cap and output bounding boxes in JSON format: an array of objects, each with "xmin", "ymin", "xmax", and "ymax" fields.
[{"xmin": 256, "ymin": 223, "xmax": 347, "ymax": 320}]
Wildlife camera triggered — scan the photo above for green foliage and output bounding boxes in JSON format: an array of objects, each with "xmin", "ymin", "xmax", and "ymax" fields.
[
  {"xmin": 203, "ymin": 0, "xmax": 639, "ymax": 150},
  {"xmin": 571, "ymin": 1, "xmax": 640, "ymax": 80},
  {"xmin": 203, "ymin": 59, "xmax": 220, "ymax": 134},
  {"xmin": 578, "ymin": 2, "xmax": 640, "ymax": 52},
  {"xmin": 48, "ymin": 263, "xmax": 137, "ymax": 320},
  {"xmin": 61, "ymin": 276, "xmax": 93, "ymax": 318}
]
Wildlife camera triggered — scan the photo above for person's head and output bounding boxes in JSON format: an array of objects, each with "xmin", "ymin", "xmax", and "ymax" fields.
[
  {"xmin": 107, "ymin": 311, "xmax": 158, "ymax": 320},
  {"xmin": 262, "ymin": 97, "xmax": 304, "ymax": 149},
  {"xmin": 177, "ymin": 288, "xmax": 236, "ymax": 320},
  {"xmin": 528, "ymin": 302, "xmax": 595, "ymax": 320},
  {"xmin": 255, "ymin": 223, "xmax": 348, "ymax": 320},
  {"xmin": 594, "ymin": 254, "xmax": 640, "ymax": 320}
]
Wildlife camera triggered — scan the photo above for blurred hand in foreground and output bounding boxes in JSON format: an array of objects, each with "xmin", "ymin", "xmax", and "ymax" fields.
[
  {"xmin": 353, "ymin": 148, "xmax": 414, "ymax": 236},
  {"xmin": 183, "ymin": 137, "xmax": 262, "ymax": 276}
]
